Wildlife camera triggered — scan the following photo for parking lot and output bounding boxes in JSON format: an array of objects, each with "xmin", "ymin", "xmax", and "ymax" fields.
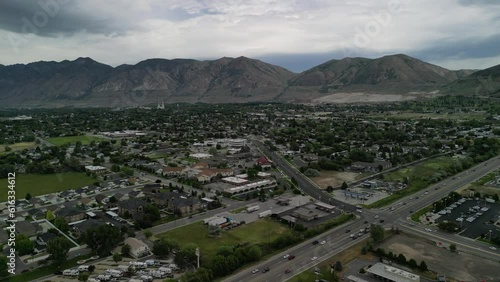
[{"xmin": 436, "ymin": 198, "xmax": 500, "ymax": 239}]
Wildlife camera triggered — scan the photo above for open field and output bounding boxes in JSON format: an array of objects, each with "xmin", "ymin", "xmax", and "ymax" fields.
[
  {"xmin": 1, "ymin": 172, "xmax": 96, "ymax": 202},
  {"xmin": 157, "ymin": 219, "xmax": 291, "ymax": 264},
  {"xmin": 46, "ymin": 135, "xmax": 105, "ymax": 146},
  {"xmin": 0, "ymin": 142, "xmax": 36, "ymax": 154},
  {"xmin": 312, "ymin": 171, "xmax": 369, "ymax": 189},
  {"xmin": 368, "ymin": 112, "xmax": 488, "ymax": 121},
  {"xmin": 312, "ymin": 92, "xmax": 421, "ymax": 104},
  {"xmin": 367, "ymin": 157, "xmax": 456, "ymax": 208},
  {"xmin": 381, "ymin": 233, "xmax": 500, "ymax": 282}
]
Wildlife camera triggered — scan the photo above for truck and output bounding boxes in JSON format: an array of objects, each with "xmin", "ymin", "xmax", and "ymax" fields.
[
  {"xmin": 258, "ymin": 210, "xmax": 272, "ymax": 218},
  {"xmin": 247, "ymin": 205, "xmax": 260, "ymax": 213}
]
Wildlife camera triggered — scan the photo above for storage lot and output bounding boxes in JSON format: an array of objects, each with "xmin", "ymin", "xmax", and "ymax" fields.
[{"xmin": 436, "ymin": 198, "xmax": 500, "ymax": 239}]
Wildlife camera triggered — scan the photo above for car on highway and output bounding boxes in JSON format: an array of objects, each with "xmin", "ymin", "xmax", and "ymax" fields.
[
  {"xmin": 283, "ymin": 254, "xmax": 290, "ymax": 259},
  {"xmin": 312, "ymin": 240, "xmax": 319, "ymax": 245},
  {"xmin": 425, "ymin": 191, "xmax": 429, "ymax": 195},
  {"xmin": 262, "ymin": 267, "xmax": 270, "ymax": 273},
  {"xmin": 374, "ymin": 215, "xmax": 379, "ymax": 219},
  {"xmin": 311, "ymin": 256, "xmax": 317, "ymax": 261},
  {"xmin": 252, "ymin": 269, "xmax": 259, "ymax": 274},
  {"xmin": 425, "ymin": 228, "xmax": 432, "ymax": 232},
  {"xmin": 345, "ymin": 229, "xmax": 351, "ymax": 233},
  {"xmin": 320, "ymin": 240, "xmax": 326, "ymax": 245},
  {"xmin": 288, "ymin": 255, "xmax": 296, "ymax": 260},
  {"xmin": 364, "ymin": 220, "xmax": 368, "ymax": 224},
  {"xmin": 285, "ymin": 269, "xmax": 291, "ymax": 274},
  {"xmin": 489, "ymin": 246, "xmax": 497, "ymax": 251}
]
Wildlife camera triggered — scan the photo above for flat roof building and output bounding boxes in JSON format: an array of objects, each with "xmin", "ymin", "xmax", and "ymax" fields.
[{"xmin": 367, "ymin": 263, "xmax": 420, "ymax": 282}]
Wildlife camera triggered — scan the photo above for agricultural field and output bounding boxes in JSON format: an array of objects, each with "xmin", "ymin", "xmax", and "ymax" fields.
[
  {"xmin": 46, "ymin": 135, "xmax": 105, "ymax": 146},
  {"xmin": 157, "ymin": 219, "xmax": 291, "ymax": 264},
  {"xmin": 2, "ymin": 172, "xmax": 96, "ymax": 202}
]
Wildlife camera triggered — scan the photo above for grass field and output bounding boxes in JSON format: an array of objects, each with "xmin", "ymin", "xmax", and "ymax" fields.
[
  {"xmin": 2, "ymin": 172, "xmax": 96, "ymax": 202},
  {"xmin": 47, "ymin": 135, "xmax": 105, "ymax": 146},
  {"xmin": 0, "ymin": 142, "xmax": 36, "ymax": 155},
  {"xmin": 157, "ymin": 219, "xmax": 291, "ymax": 265}
]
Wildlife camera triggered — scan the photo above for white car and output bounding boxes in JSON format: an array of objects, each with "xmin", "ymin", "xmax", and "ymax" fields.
[
  {"xmin": 425, "ymin": 228, "xmax": 432, "ymax": 232},
  {"xmin": 489, "ymin": 246, "xmax": 497, "ymax": 251},
  {"xmin": 252, "ymin": 269, "xmax": 259, "ymax": 274},
  {"xmin": 311, "ymin": 256, "xmax": 317, "ymax": 261},
  {"xmin": 283, "ymin": 254, "xmax": 290, "ymax": 259},
  {"xmin": 374, "ymin": 215, "xmax": 379, "ymax": 219},
  {"xmin": 320, "ymin": 240, "xmax": 326, "ymax": 245}
]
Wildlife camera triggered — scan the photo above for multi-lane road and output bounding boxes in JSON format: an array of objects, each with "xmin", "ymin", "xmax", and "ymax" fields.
[{"xmin": 224, "ymin": 144, "xmax": 500, "ymax": 282}]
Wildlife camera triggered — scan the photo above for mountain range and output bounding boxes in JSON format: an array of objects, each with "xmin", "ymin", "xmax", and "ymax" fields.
[{"xmin": 0, "ymin": 54, "xmax": 497, "ymax": 107}]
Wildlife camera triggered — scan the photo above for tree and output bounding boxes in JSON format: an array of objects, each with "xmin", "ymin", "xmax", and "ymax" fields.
[
  {"xmin": 46, "ymin": 210, "xmax": 55, "ymax": 220},
  {"xmin": 111, "ymin": 164, "xmax": 121, "ymax": 172},
  {"xmin": 54, "ymin": 217, "xmax": 70, "ymax": 233},
  {"xmin": 78, "ymin": 272, "xmax": 89, "ymax": 281},
  {"xmin": 408, "ymin": 258, "xmax": 418, "ymax": 268},
  {"xmin": 16, "ymin": 235, "xmax": 34, "ymax": 256},
  {"xmin": 0, "ymin": 255, "xmax": 9, "ymax": 278},
  {"xmin": 341, "ymin": 181, "xmax": 348, "ymax": 190},
  {"xmin": 326, "ymin": 185, "xmax": 333, "ymax": 192},
  {"xmin": 25, "ymin": 193, "xmax": 32, "ymax": 201},
  {"xmin": 82, "ymin": 225, "xmax": 123, "ymax": 257},
  {"xmin": 113, "ymin": 253, "xmax": 122, "ymax": 264},
  {"xmin": 334, "ymin": 261, "xmax": 343, "ymax": 271},
  {"xmin": 153, "ymin": 237, "xmax": 179, "ymax": 259},
  {"xmin": 88, "ymin": 265, "xmax": 95, "ymax": 273},
  {"xmin": 397, "ymin": 253, "xmax": 407, "ymax": 264},
  {"xmin": 175, "ymin": 243, "xmax": 198, "ymax": 269},
  {"xmin": 46, "ymin": 237, "xmax": 72, "ymax": 266},
  {"xmin": 247, "ymin": 168, "xmax": 258, "ymax": 180},
  {"xmin": 370, "ymin": 225, "xmax": 385, "ymax": 243},
  {"xmin": 419, "ymin": 261, "xmax": 428, "ymax": 271},
  {"xmin": 449, "ymin": 244, "xmax": 457, "ymax": 252},
  {"xmin": 122, "ymin": 244, "xmax": 131, "ymax": 257}
]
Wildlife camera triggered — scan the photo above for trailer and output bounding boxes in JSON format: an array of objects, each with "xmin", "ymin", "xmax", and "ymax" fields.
[
  {"xmin": 96, "ymin": 274, "xmax": 111, "ymax": 281},
  {"xmin": 150, "ymin": 270, "xmax": 166, "ymax": 278},
  {"xmin": 63, "ymin": 269, "xmax": 79, "ymax": 276},
  {"xmin": 258, "ymin": 210, "xmax": 272, "ymax": 218},
  {"xmin": 158, "ymin": 267, "xmax": 172, "ymax": 274},
  {"xmin": 486, "ymin": 198, "xmax": 496, "ymax": 203},
  {"xmin": 247, "ymin": 205, "xmax": 260, "ymax": 213},
  {"xmin": 106, "ymin": 269, "xmax": 123, "ymax": 278},
  {"xmin": 78, "ymin": 265, "xmax": 90, "ymax": 272}
]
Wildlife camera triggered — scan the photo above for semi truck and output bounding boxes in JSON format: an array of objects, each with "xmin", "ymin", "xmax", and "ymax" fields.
[{"xmin": 258, "ymin": 210, "xmax": 272, "ymax": 218}]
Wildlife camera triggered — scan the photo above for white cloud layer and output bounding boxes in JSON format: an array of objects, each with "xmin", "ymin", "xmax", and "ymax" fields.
[{"xmin": 0, "ymin": 0, "xmax": 499, "ymax": 71}]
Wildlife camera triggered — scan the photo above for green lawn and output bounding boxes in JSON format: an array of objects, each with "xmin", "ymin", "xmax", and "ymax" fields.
[
  {"xmin": 2, "ymin": 172, "xmax": 96, "ymax": 201},
  {"xmin": 158, "ymin": 219, "xmax": 291, "ymax": 265},
  {"xmin": 46, "ymin": 135, "xmax": 105, "ymax": 146},
  {"xmin": 410, "ymin": 206, "xmax": 433, "ymax": 223}
]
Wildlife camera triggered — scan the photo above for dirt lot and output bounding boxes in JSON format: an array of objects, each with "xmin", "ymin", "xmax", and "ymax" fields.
[
  {"xmin": 312, "ymin": 171, "xmax": 367, "ymax": 189},
  {"xmin": 381, "ymin": 234, "xmax": 500, "ymax": 281},
  {"xmin": 312, "ymin": 92, "xmax": 423, "ymax": 104}
]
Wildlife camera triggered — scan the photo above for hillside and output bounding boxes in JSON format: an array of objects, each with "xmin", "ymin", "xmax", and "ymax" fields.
[
  {"xmin": 289, "ymin": 54, "xmax": 472, "ymax": 94},
  {"xmin": 441, "ymin": 64, "xmax": 500, "ymax": 97}
]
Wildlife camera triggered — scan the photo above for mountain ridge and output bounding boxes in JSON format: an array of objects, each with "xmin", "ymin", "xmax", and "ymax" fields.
[{"xmin": 0, "ymin": 54, "xmax": 494, "ymax": 107}]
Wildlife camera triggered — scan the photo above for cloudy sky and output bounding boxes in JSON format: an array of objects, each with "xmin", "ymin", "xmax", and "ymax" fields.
[{"xmin": 0, "ymin": 0, "xmax": 499, "ymax": 72}]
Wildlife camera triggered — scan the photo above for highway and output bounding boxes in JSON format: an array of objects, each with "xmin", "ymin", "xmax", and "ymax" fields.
[{"xmin": 224, "ymin": 145, "xmax": 500, "ymax": 282}]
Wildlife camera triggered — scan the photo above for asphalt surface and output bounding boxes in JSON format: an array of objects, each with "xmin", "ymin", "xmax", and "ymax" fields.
[{"xmin": 223, "ymin": 149, "xmax": 500, "ymax": 282}]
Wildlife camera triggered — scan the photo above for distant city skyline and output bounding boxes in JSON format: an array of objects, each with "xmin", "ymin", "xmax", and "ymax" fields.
[{"xmin": 0, "ymin": 0, "xmax": 499, "ymax": 72}]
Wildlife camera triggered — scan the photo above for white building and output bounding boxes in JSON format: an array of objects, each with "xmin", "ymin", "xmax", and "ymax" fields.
[
  {"xmin": 124, "ymin": 237, "xmax": 151, "ymax": 258},
  {"xmin": 367, "ymin": 263, "xmax": 420, "ymax": 282}
]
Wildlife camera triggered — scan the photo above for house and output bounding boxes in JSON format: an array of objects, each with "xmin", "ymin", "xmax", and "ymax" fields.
[
  {"xmin": 143, "ymin": 183, "xmax": 163, "ymax": 194},
  {"xmin": 84, "ymin": 165, "xmax": 107, "ymax": 174},
  {"xmin": 56, "ymin": 206, "xmax": 86, "ymax": 223},
  {"xmin": 118, "ymin": 198, "xmax": 148, "ymax": 219},
  {"xmin": 80, "ymin": 197, "xmax": 96, "ymax": 208},
  {"xmin": 36, "ymin": 232, "xmax": 58, "ymax": 246},
  {"xmin": 16, "ymin": 221, "xmax": 41, "ymax": 238},
  {"xmin": 256, "ymin": 156, "xmax": 272, "ymax": 169},
  {"xmin": 350, "ymin": 160, "xmax": 392, "ymax": 173},
  {"xmin": 150, "ymin": 192, "xmax": 179, "ymax": 207},
  {"xmin": 95, "ymin": 194, "xmax": 107, "ymax": 204},
  {"xmin": 72, "ymin": 219, "xmax": 106, "ymax": 237},
  {"xmin": 124, "ymin": 237, "xmax": 151, "ymax": 258},
  {"xmin": 162, "ymin": 167, "xmax": 186, "ymax": 177},
  {"xmin": 169, "ymin": 197, "xmax": 201, "ymax": 216}
]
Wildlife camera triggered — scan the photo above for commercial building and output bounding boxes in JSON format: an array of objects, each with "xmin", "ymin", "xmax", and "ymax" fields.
[{"xmin": 367, "ymin": 263, "xmax": 420, "ymax": 282}]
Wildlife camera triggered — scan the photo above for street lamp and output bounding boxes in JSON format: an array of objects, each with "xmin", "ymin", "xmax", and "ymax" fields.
[{"xmin": 489, "ymin": 230, "xmax": 493, "ymax": 241}]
